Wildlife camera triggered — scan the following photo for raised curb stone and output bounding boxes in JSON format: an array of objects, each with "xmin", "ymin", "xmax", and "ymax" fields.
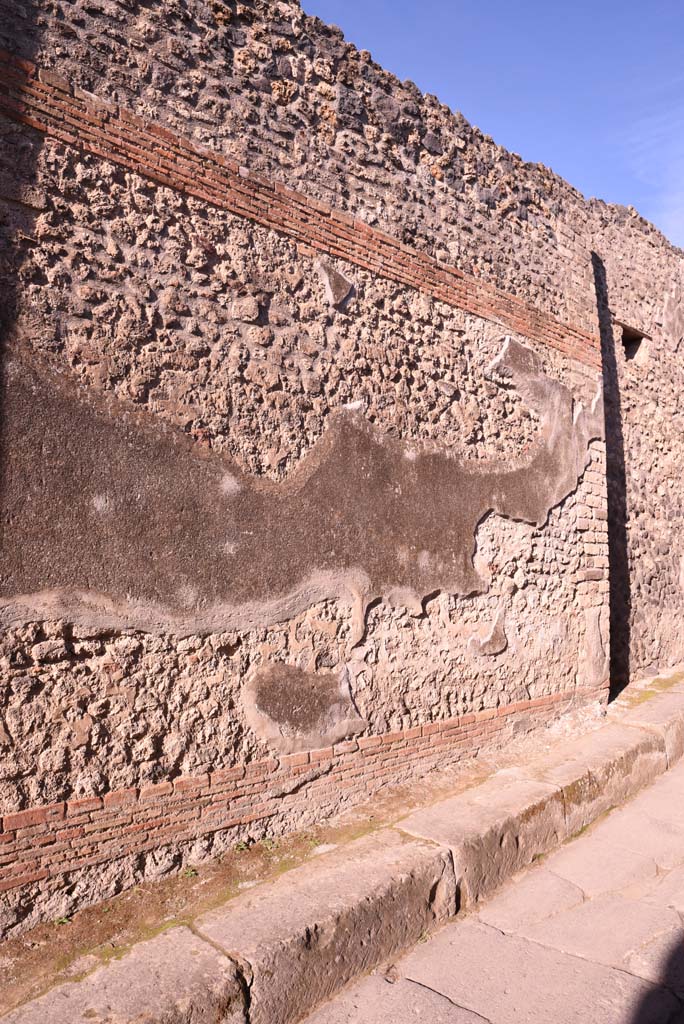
[
  {"xmin": 514, "ymin": 722, "xmax": 668, "ymax": 835},
  {"xmin": 195, "ymin": 830, "xmax": 456, "ymax": 1024},
  {"xmin": 399, "ymin": 773, "xmax": 566, "ymax": 906},
  {"xmin": 617, "ymin": 689, "xmax": 684, "ymax": 766}
]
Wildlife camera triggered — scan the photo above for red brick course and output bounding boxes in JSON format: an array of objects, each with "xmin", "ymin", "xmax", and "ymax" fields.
[
  {"xmin": 0, "ymin": 685, "xmax": 607, "ymax": 896},
  {"xmin": 0, "ymin": 49, "xmax": 601, "ymax": 370}
]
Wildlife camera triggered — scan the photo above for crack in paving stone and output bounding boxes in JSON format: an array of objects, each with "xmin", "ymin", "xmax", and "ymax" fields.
[
  {"xmin": 476, "ymin": 875, "xmax": 587, "ymax": 935},
  {"xmin": 404, "ymin": 976, "xmax": 494, "ymax": 1023},
  {"xmin": 543, "ymin": 867, "xmax": 591, "ymax": 903}
]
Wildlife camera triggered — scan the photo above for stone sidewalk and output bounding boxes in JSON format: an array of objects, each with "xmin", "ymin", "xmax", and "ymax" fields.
[{"xmin": 306, "ymin": 758, "xmax": 684, "ymax": 1024}]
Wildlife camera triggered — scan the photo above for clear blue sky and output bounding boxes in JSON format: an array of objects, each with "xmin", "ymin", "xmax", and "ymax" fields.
[{"xmin": 302, "ymin": 0, "xmax": 684, "ymax": 249}]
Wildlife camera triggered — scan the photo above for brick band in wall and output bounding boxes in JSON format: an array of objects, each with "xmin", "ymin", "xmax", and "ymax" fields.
[
  {"xmin": 0, "ymin": 49, "xmax": 601, "ymax": 371},
  {"xmin": 0, "ymin": 686, "xmax": 607, "ymax": 895}
]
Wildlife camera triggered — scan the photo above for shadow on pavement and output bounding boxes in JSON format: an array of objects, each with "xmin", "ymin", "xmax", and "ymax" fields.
[{"xmin": 627, "ymin": 934, "xmax": 684, "ymax": 1023}]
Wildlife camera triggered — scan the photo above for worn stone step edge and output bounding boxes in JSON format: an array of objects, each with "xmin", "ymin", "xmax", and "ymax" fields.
[{"xmin": 4, "ymin": 685, "xmax": 684, "ymax": 1024}]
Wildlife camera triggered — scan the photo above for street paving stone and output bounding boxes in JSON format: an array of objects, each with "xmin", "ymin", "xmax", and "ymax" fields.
[
  {"xmin": 305, "ymin": 758, "xmax": 684, "ymax": 1024},
  {"xmin": 541, "ymin": 835, "xmax": 659, "ymax": 897},
  {"xmin": 587, "ymin": 805, "xmax": 684, "ymax": 872}
]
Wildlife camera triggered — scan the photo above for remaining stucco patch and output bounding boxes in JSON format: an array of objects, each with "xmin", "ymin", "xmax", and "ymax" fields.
[
  {"xmin": 243, "ymin": 662, "xmax": 366, "ymax": 752},
  {"xmin": 0, "ymin": 337, "xmax": 602, "ymax": 636}
]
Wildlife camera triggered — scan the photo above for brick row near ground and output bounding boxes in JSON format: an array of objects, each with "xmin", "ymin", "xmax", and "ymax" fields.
[
  {"xmin": 0, "ymin": 685, "xmax": 608, "ymax": 896},
  {"xmin": 0, "ymin": 49, "xmax": 601, "ymax": 371}
]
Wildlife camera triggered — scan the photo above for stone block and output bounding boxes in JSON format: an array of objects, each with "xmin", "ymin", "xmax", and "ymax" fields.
[
  {"xmin": 316, "ymin": 259, "xmax": 353, "ymax": 307},
  {"xmin": 618, "ymin": 689, "xmax": 684, "ymax": 767},
  {"xmin": 194, "ymin": 830, "xmax": 456, "ymax": 1024},
  {"xmin": 515, "ymin": 723, "xmax": 667, "ymax": 835},
  {"xmin": 399, "ymin": 772, "xmax": 566, "ymax": 906}
]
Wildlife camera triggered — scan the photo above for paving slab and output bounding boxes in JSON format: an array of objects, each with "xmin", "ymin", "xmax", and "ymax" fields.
[
  {"xmin": 476, "ymin": 866, "xmax": 585, "ymax": 932},
  {"xmin": 625, "ymin": 930, "xmax": 684, "ymax": 997},
  {"xmin": 541, "ymin": 834, "xmax": 658, "ymax": 897},
  {"xmin": 304, "ymin": 975, "xmax": 485, "ymax": 1023},
  {"xmin": 625, "ymin": 770, "xmax": 684, "ymax": 831},
  {"xmin": 519, "ymin": 893, "xmax": 684, "ymax": 976},
  {"xmin": 399, "ymin": 773, "xmax": 565, "ymax": 905},
  {"xmin": 401, "ymin": 919, "xmax": 679, "ymax": 1024},
  {"xmin": 588, "ymin": 802, "xmax": 684, "ymax": 872},
  {"xmin": 0, "ymin": 926, "xmax": 246, "ymax": 1024},
  {"xmin": 195, "ymin": 830, "xmax": 456, "ymax": 1024},
  {"xmin": 638, "ymin": 865, "xmax": 684, "ymax": 914}
]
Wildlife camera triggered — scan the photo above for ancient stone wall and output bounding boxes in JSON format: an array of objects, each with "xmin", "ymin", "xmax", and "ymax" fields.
[{"xmin": 0, "ymin": 0, "xmax": 681, "ymax": 935}]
